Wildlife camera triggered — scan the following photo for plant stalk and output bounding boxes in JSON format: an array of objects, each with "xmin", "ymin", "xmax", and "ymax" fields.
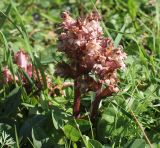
[
  {"xmin": 90, "ymin": 94, "xmax": 101, "ymax": 122},
  {"xmin": 73, "ymin": 78, "xmax": 81, "ymax": 118},
  {"xmin": 90, "ymin": 88, "xmax": 113, "ymax": 122}
]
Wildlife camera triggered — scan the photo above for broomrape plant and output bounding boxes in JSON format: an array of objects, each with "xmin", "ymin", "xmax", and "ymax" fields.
[{"xmin": 56, "ymin": 11, "xmax": 126, "ymax": 121}]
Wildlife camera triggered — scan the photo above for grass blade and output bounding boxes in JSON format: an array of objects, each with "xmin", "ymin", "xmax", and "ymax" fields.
[
  {"xmin": 14, "ymin": 125, "xmax": 20, "ymax": 148},
  {"xmin": 0, "ymin": 4, "xmax": 11, "ymax": 29},
  {"xmin": 114, "ymin": 23, "xmax": 126, "ymax": 48}
]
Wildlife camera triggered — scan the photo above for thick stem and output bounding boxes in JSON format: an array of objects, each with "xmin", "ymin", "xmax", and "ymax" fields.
[
  {"xmin": 73, "ymin": 78, "xmax": 81, "ymax": 118},
  {"xmin": 90, "ymin": 88, "xmax": 113, "ymax": 122},
  {"xmin": 90, "ymin": 94, "xmax": 101, "ymax": 122}
]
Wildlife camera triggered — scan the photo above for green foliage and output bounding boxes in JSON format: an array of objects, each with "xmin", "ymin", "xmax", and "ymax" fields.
[
  {"xmin": 0, "ymin": 0, "xmax": 160, "ymax": 147},
  {"xmin": 63, "ymin": 124, "xmax": 81, "ymax": 142}
]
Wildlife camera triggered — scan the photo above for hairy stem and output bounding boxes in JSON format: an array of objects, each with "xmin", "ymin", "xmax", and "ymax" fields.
[
  {"xmin": 90, "ymin": 88, "xmax": 113, "ymax": 122},
  {"xmin": 73, "ymin": 78, "xmax": 81, "ymax": 118},
  {"xmin": 90, "ymin": 94, "xmax": 101, "ymax": 122}
]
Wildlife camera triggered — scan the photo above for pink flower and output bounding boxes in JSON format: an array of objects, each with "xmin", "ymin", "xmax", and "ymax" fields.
[
  {"xmin": 57, "ymin": 11, "xmax": 127, "ymax": 94},
  {"xmin": 14, "ymin": 50, "xmax": 28, "ymax": 71},
  {"xmin": 2, "ymin": 67, "xmax": 13, "ymax": 83},
  {"xmin": 2, "ymin": 67, "xmax": 18, "ymax": 83},
  {"xmin": 1, "ymin": 50, "xmax": 54, "ymax": 94},
  {"xmin": 27, "ymin": 64, "xmax": 33, "ymax": 78},
  {"xmin": 14, "ymin": 50, "xmax": 34, "ymax": 79}
]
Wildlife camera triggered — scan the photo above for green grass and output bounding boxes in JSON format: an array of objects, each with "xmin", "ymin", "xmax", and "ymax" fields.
[{"xmin": 0, "ymin": 0, "xmax": 160, "ymax": 147}]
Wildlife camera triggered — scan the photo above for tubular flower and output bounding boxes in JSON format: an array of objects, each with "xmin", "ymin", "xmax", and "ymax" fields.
[
  {"xmin": 14, "ymin": 50, "xmax": 28, "ymax": 71},
  {"xmin": 2, "ymin": 67, "xmax": 13, "ymax": 83},
  {"xmin": 2, "ymin": 67, "xmax": 18, "ymax": 83},
  {"xmin": 57, "ymin": 11, "xmax": 126, "ymax": 94},
  {"xmin": 14, "ymin": 50, "xmax": 33, "ymax": 82}
]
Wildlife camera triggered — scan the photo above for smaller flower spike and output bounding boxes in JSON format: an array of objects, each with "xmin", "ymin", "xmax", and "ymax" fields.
[
  {"xmin": 2, "ymin": 67, "xmax": 13, "ymax": 83},
  {"xmin": 14, "ymin": 50, "xmax": 28, "ymax": 72},
  {"xmin": 56, "ymin": 11, "xmax": 127, "ymax": 120},
  {"xmin": 2, "ymin": 49, "xmax": 55, "ymax": 95},
  {"xmin": 2, "ymin": 67, "xmax": 18, "ymax": 83}
]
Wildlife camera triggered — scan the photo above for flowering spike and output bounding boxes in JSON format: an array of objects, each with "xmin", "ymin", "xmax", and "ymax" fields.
[
  {"xmin": 2, "ymin": 67, "xmax": 18, "ymax": 83},
  {"xmin": 56, "ymin": 11, "xmax": 127, "ymax": 119},
  {"xmin": 57, "ymin": 11, "xmax": 126, "ymax": 93},
  {"xmin": 14, "ymin": 50, "xmax": 28, "ymax": 71}
]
